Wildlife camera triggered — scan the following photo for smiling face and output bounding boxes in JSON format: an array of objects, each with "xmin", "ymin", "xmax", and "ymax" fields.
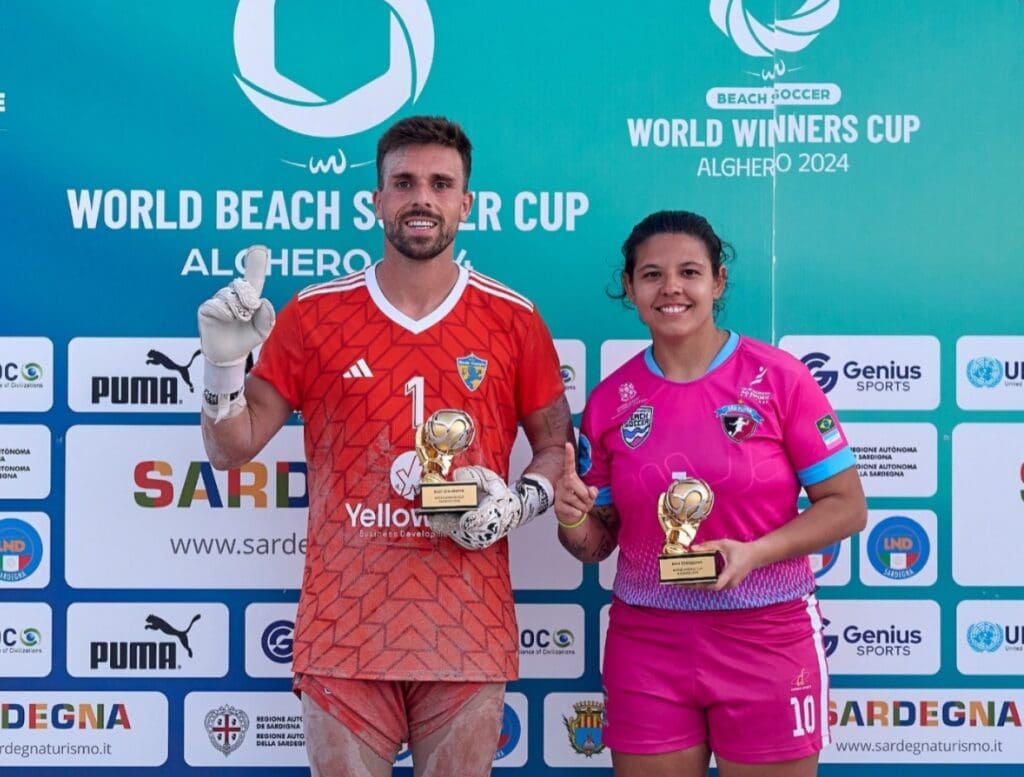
[
  {"xmin": 624, "ymin": 232, "xmax": 726, "ymax": 344},
  {"xmin": 373, "ymin": 143, "xmax": 473, "ymax": 262}
]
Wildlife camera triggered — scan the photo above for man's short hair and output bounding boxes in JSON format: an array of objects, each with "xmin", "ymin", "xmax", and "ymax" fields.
[{"xmin": 376, "ymin": 115, "xmax": 472, "ymax": 189}]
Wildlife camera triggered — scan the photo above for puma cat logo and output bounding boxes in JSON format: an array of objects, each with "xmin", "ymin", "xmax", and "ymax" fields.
[
  {"xmin": 146, "ymin": 348, "xmax": 201, "ymax": 392},
  {"xmin": 144, "ymin": 613, "xmax": 201, "ymax": 659}
]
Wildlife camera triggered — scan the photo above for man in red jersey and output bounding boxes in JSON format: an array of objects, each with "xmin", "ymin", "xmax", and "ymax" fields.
[{"xmin": 198, "ymin": 116, "xmax": 570, "ymax": 776}]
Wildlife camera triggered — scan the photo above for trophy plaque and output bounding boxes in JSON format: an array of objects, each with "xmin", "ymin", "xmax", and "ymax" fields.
[
  {"xmin": 415, "ymin": 409, "xmax": 480, "ymax": 513},
  {"xmin": 657, "ymin": 477, "xmax": 718, "ymax": 585}
]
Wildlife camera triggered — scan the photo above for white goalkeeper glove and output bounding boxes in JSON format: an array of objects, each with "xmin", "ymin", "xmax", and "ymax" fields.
[
  {"xmin": 428, "ymin": 466, "xmax": 553, "ymax": 551},
  {"xmin": 198, "ymin": 245, "xmax": 275, "ymax": 421}
]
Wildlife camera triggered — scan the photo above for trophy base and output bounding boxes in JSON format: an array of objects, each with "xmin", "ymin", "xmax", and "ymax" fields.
[
  {"xmin": 418, "ymin": 481, "xmax": 480, "ymax": 513},
  {"xmin": 658, "ymin": 551, "xmax": 719, "ymax": 585}
]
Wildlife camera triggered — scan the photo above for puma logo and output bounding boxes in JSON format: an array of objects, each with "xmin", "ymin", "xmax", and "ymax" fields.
[
  {"xmin": 144, "ymin": 613, "xmax": 201, "ymax": 659},
  {"xmin": 146, "ymin": 349, "xmax": 201, "ymax": 392}
]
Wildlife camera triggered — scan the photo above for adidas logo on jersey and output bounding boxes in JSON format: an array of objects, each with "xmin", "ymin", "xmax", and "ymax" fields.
[{"xmin": 342, "ymin": 359, "xmax": 373, "ymax": 379}]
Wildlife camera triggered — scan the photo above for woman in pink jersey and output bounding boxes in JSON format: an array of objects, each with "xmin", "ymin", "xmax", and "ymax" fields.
[{"xmin": 555, "ymin": 211, "xmax": 866, "ymax": 777}]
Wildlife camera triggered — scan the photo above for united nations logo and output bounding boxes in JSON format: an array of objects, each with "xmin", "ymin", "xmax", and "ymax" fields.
[
  {"xmin": 563, "ymin": 700, "xmax": 606, "ymax": 757},
  {"xmin": 966, "ymin": 357, "xmax": 1003, "ymax": 388},
  {"xmin": 966, "ymin": 621, "xmax": 1003, "ymax": 654},
  {"xmin": 205, "ymin": 705, "xmax": 250, "ymax": 756},
  {"xmin": 710, "ymin": 0, "xmax": 839, "ymax": 58}
]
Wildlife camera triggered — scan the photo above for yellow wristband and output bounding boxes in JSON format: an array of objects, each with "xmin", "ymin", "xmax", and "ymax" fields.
[{"xmin": 557, "ymin": 512, "xmax": 589, "ymax": 530}]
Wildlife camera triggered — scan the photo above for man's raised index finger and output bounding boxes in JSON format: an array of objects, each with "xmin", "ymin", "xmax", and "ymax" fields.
[
  {"xmin": 243, "ymin": 245, "xmax": 270, "ymax": 297},
  {"xmin": 564, "ymin": 442, "xmax": 576, "ymax": 477}
]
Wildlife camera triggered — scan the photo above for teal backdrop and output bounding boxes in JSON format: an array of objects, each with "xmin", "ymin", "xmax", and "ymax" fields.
[{"xmin": 2, "ymin": 1, "xmax": 1023, "ymax": 774}]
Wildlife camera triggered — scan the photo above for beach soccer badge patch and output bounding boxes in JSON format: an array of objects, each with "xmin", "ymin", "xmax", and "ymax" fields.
[
  {"xmin": 456, "ymin": 354, "xmax": 488, "ymax": 391},
  {"xmin": 715, "ymin": 404, "xmax": 763, "ymax": 442},
  {"xmin": 621, "ymin": 406, "xmax": 653, "ymax": 448}
]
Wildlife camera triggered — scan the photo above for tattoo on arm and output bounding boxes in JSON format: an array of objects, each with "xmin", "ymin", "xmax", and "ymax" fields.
[{"xmin": 559, "ymin": 504, "xmax": 621, "ymax": 564}]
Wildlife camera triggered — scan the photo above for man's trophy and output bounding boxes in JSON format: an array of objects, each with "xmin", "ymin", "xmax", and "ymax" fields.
[
  {"xmin": 414, "ymin": 409, "xmax": 480, "ymax": 513},
  {"xmin": 657, "ymin": 477, "xmax": 718, "ymax": 585}
]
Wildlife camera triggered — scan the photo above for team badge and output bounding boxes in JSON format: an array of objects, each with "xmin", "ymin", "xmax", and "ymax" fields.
[
  {"xmin": 621, "ymin": 406, "xmax": 653, "ymax": 448},
  {"xmin": 816, "ymin": 413, "xmax": 842, "ymax": 448},
  {"xmin": 715, "ymin": 404, "xmax": 763, "ymax": 442},
  {"xmin": 456, "ymin": 354, "xmax": 488, "ymax": 391},
  {"xmin": 205, "ymin": 705, "xmax": 249, "ymax": 756},
  {"xmin": 578, "ymin": 434, "xmax": 593, "ymax": 475},
  {"xmin": 563, "ymin": 700, "xmax": 606, "ymax": 757}
]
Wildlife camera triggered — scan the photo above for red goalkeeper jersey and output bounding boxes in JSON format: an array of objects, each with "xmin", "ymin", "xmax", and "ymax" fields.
[{"xmin": 252, "ymin": 263, "xmax": 563, "ymax": 681}]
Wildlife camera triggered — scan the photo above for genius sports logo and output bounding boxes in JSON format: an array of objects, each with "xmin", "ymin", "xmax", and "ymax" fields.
[
  {"xmin": 233, "ymin": 0, "xmax": 433, "ymax": 173},
  {"xmin": 261, "ymin": 620, "xmax": 294, "ymax": 664},
  {"xmin": 803, "ymin": 353, "xmax": 839, "ymax": 393},
  {"xmin": 0, "ymin": 518, "xmax": 44, "ymax": 583},
  {"xmin": 866, "ymin": 515, "xmax": 930, "ymax": 581}
]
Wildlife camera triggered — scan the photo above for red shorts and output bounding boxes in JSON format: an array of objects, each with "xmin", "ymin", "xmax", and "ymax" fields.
[
  {"xmin": 602, "ymin": 594, "xmax": 831, "ymax": 763},
  {"xmin": 295, "ymin": 673, "xmax": 495, "ymax": 762}
]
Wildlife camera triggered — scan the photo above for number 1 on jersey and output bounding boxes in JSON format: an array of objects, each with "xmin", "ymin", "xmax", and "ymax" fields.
[{"xmin": 405, "ymin": 376, "xmax": 425, "ymax": 428}]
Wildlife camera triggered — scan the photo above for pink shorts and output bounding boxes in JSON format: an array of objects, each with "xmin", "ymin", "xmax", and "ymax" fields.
[
  {"xmin": 602, "ymin": 594, "xmax": 831, "ymax": 764},
  {"xmin": 295, "ymin": 673, "xmax": 497, "ymax": 762}
]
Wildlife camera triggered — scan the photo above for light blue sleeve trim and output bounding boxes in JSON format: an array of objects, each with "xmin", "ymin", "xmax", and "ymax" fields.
[
  {"xmin": 594, "ymin": 486, "xmax": 613, "ymax": 506},
  {"xmin": 798, "ymin": 447, "xmax": 857, "ymax": 487}
]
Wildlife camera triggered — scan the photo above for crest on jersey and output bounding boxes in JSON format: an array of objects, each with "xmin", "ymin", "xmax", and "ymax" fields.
[
  {"xmin": 456, "ymin": 354, "xmax": 488, "ymax": 391},
  {"xmin": 621, "ymin": 406, "xmax": 653, "ymax": 448},
  {"xmin": 715, "ymin": 404, "xmax": 763, "ymax": 442}
]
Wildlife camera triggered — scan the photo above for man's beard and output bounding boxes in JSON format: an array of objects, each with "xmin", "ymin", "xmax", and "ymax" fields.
[{"xmin": 382, "ymin": 213, "xmax": 456, "ymax": 261}]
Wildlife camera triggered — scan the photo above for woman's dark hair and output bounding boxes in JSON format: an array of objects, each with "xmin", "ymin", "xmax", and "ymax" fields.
[{"xmin": 611, "ymin": 210, "xmax": 733, "ymax": 314}]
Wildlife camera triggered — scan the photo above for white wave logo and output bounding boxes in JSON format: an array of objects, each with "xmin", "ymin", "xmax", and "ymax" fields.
[
  {"xmin": 233, "ymin": 0, "xmax": 434, "ymax": 138},
  {"xmin": 709, "ymin": 0, "xmax": 839, "ymax": 58}
]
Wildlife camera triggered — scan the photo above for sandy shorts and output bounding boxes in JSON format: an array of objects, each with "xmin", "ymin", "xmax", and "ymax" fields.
[
  {"xmin": 602, "ymin": 593, "xmax": 831, "ymax": 764},
  {"xmin": 295, "ymin": 673, "xmax": 497, "ymax": 762}
]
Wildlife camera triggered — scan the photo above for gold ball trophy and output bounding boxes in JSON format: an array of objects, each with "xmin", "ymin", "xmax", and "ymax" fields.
[
  {"xmin": 414, "ymin": 409, "xmax": 480, "ymax": 514},
  {"xmin": 657, "ymin": 477, "xmax": 718, "ymax": 585}
]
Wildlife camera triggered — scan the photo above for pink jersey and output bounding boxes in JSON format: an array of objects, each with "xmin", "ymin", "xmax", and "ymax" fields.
[{"xmin": 580, "ymin": 333, "xmax": 855, "ymax": 610}]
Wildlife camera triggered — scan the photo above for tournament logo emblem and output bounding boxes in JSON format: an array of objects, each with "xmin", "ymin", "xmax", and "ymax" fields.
[
  {"xmin": 233, "ymin": 0, "xmax": 435, "ymax": 138},
  {"xmin": 563, "ymin": 700, "xmax": 606, "ymax": 757},
  {"xmin": 715, "ymin": 404, "xmax": 763, "ymax": 442},
  {"xmin": 710, "ymin": 0, "xmax": 839, "ymax": 58},
  {"xmin": 205, "ymin": 705, "xmax": 250, "ymax": 756},
  {"xmin": 621, "ymin": 406, "xmax": 653, "ymax": 449},
  {"xmin": 966, "ymin": 356, "xmax": 1003, "ymax": 388},
  {"xmin": 618, "ymin": 382, "xmax": 637, "ymax": 403},
  {"xmin": 493, "ymin": 703, "xmax": 522, "ymax": 761},
  {"xmin": 867, "ymin": 515, "xmax": 930, "ymax": 581},
  {"xmin": 0, "ymin": 518, "xmax": 44, "ymax": 583},
  {"xmin": 966, "ymin": 621, "xmax": 1003, "ymax": 654},
  {"xmin": 456, "ymin": 354, "xmax": 488, "ymax": 392}
]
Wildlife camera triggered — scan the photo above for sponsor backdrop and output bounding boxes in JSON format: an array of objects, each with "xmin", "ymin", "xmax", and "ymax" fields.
[{"xmin": 1, "ymin": 1, "xmax": 1021, "ymax": 774}]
